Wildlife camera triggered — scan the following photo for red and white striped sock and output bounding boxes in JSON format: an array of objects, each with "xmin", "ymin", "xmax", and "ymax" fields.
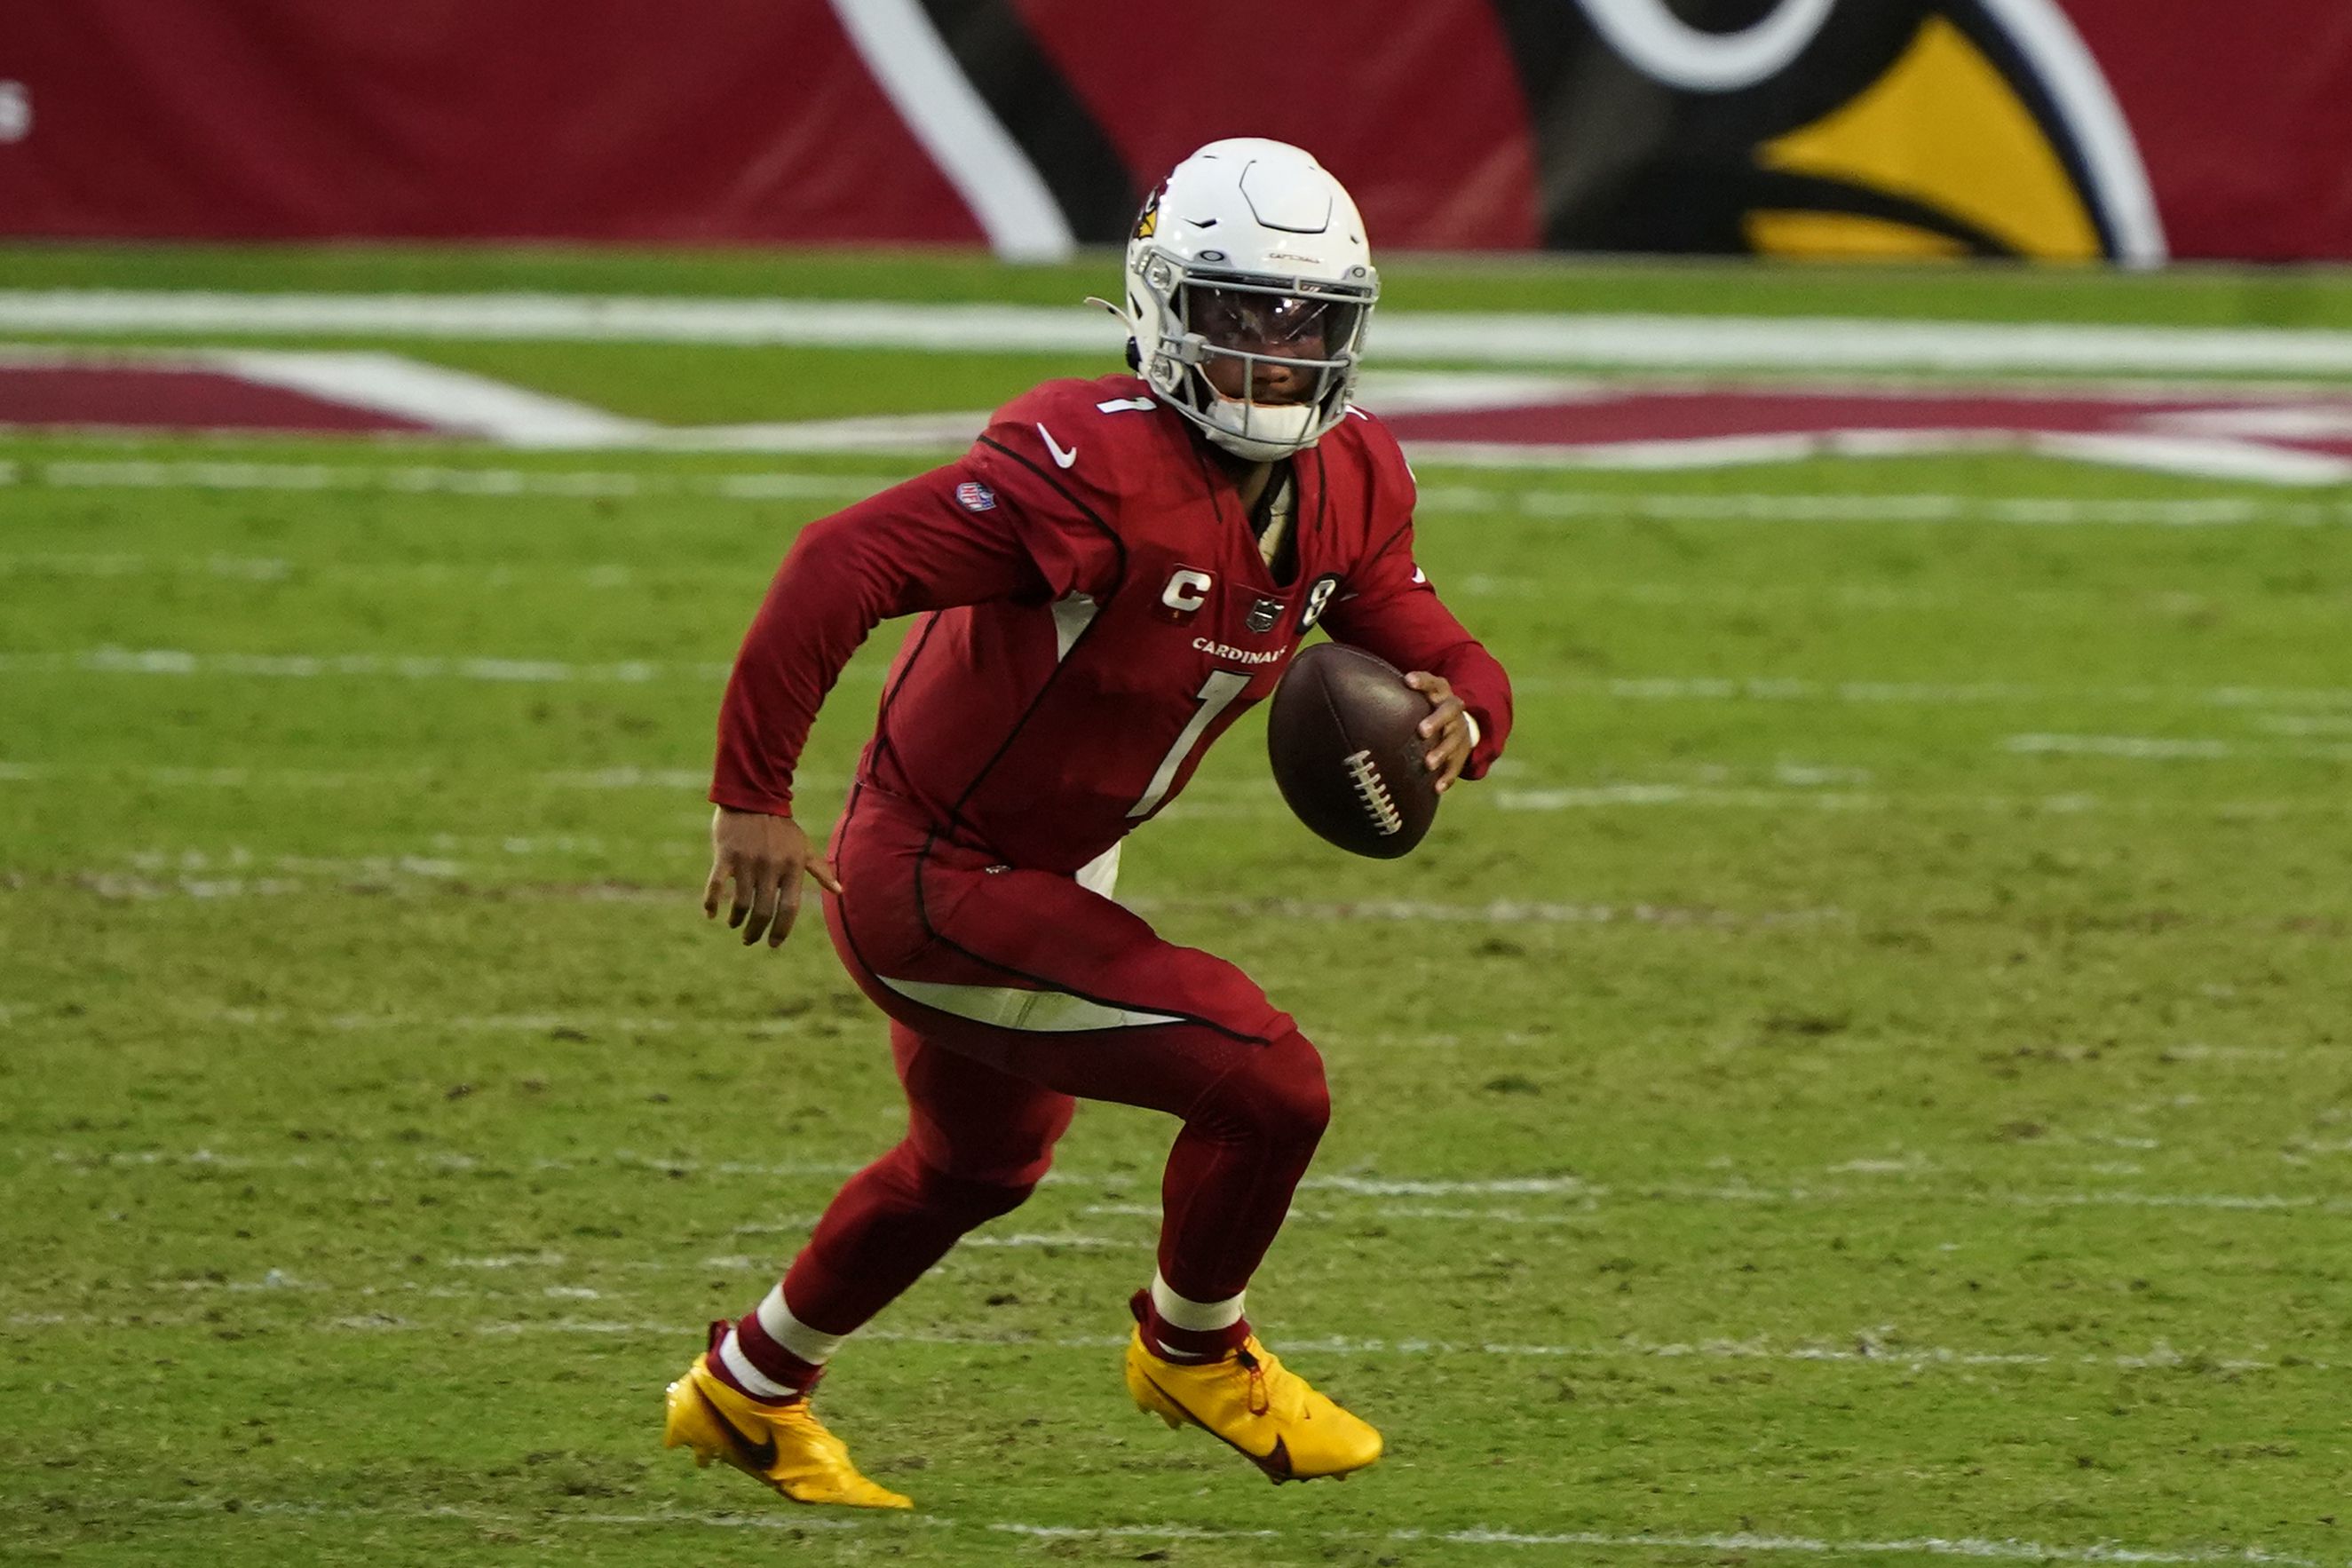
[
  {"xmin": 1131, "ymin": 1271, "xmax": 1250, "ymax": 1365},
  {"xmin": 707, "ymin": 1284, "xmax": 846, "ymax": 1405}
]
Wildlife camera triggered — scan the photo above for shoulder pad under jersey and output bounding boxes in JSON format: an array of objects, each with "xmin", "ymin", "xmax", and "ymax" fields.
[{"xmin": 982, "ymin": 375, "xmax": 1184, "ymax": 517}]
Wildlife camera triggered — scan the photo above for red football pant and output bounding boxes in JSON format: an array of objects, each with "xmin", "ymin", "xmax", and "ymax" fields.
[{"xmin": 774, "ymin": 786, "xmax": 1331, "ymax": 1336}]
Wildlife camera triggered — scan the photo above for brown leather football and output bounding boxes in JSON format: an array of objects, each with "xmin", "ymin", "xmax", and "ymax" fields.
[{"xmin": 1266, "ymin": 642, "xmax": 1440, "ymax": 859}]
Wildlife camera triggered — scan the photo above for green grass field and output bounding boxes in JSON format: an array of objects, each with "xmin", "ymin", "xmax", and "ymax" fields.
[{"xmin": 3, "ymin": 248, "xmax": 2349, "ymax": 1566}]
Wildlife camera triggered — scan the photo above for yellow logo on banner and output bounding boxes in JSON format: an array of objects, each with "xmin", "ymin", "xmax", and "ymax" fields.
[{"xmin": 1750, "ymin": 15, "xmax": 2099, "ymax": 260}]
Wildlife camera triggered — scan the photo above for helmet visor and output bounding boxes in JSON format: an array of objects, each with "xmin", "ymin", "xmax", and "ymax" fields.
[
  {"xmin": 1177, "ymin": 279, "xmax": 1368, "ymax": 409},
  {"xmin": 1187, "ymin": 286, "xmax": 1360, "ymax": 357}
]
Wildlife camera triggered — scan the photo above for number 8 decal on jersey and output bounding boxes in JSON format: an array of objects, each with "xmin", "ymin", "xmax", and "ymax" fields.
[{"xmin": 1297, "ymin": 573, "xmax": 1342, "ymax": 633}]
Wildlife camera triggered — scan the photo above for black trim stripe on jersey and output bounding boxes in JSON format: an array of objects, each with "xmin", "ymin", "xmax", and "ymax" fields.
[
  {"xmin": 867, "ymin": 606, "xmax": 951, "ymax": 790},
  {"xmin": 1307, "ymin": 445, "xmax": 1332, "ymax": 571},
  {"xmin": 1363, "ymin": 518, "xmax": 1414, "ymax": 566}
]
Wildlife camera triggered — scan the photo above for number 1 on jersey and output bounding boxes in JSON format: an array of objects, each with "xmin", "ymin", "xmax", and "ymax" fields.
[{"xmin": 1128, "ymin": 669, "xmax": 1251, "ymax": 818}]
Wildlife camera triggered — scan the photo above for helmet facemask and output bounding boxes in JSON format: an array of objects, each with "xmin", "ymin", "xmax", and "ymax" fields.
[{"xmin": 1126, "ymin": 253, "xmax": 1377, "ymax": 463}]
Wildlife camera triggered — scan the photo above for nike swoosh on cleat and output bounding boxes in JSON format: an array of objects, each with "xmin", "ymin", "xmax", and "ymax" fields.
[
  {"xmin": 1036, "ymin": 423, "xmax": 1079, "ymax": 469},
  {"xmin": 693, "ymin": 1385, "xmax": 779, "ymax": 1471},
  {"xmin": 1250, "ymin": 1436, "xmax": 1297, "ymax": 1485},
  {"xmin": 1136, "ymin": 1367, "xmax": 1296, "ymax": 1481}
]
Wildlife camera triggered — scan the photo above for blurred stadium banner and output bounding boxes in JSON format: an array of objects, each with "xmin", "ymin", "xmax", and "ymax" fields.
[{"xmin": 4, "ymin": 0, "xmax": 2349, "ymax": 263}]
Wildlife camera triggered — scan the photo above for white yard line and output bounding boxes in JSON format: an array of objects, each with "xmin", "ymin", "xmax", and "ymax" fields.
[
  {"xmin": 1499, "ymin": 489, "xmax": 2352, "ymax": 526},
  {"xmin": 11, "ymin": 646, "xmax": 2352, "ymax": 717},
  {"xmin": 1549, "ymin": 675, "xmax": 2352, "ymax": 710},
  {"xmin": 115, "ymin": 1498, "xmax": 2330, "ymax": 1564},
  {"xmin": 1415, "ymin": 429, "xmax": 2352, "ymax": 485},
  {"xmin": 2007, "ymin": 733, "xmax": 2352, "ymax": 762},
  {"xmin": 17, "ymin": 290, "xmax": 2352, "ymax": 376},
  {"xmin": 1127, "ymin": 897, "xmax": 1850, "ymax": 928},
  {"xmin": 0, "ymin": 551, "xmax": 295, "ymax": 580},
  {"xmin": 45, "ymin": 652, "xmax": 2332, "ymax": 722},
  {"xmin": 2, "ymin": 764, "xmax": 2336, "ymax": 830},
  {"xmin": 31, "ymin": 457, "xmax": 898, "ymax": 500},
  {"xmin": 0, "ymin": 761, "xmax": 774, "ymax": 791},
  {"xmin": 187, "ymin": 1005, "xmax": 786, "ymax": 1037},
  {"xmin": 8, "ymin": 1305, "xmax": 2317, "ymax": 1380},
  {"xmin": 20, "ymin": 455, "xmax": 2352, "ymax": 527},
  {"xmin": 44, "ymin": 1148, "xmax": 2347, "ymax": 1217},
  {"xmin": 2029, "ymin": 430, "xmax": 2352, "ymax": 485},
  {"xmin": 0, "ymin": 647, "xmax": 733, "ymax": 683}
]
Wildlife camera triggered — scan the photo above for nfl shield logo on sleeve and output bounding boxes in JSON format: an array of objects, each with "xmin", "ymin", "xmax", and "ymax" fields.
[
  {"xmin": 955, "ymin": 480, "xmax": 997, "ymax": 512},
  {"xmin": 1246, "ymin": 597, "xmax": 1284, "ymax": 634}
]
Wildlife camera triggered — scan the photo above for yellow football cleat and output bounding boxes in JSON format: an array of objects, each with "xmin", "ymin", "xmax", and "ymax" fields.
[
  {"xmin": 1123, "ymin": 1320, "xmax": 1384, "ymax": 1484},
  {"xmin": 662, "ymin": 1341, "xmax": 911, "ymax": 1510}
]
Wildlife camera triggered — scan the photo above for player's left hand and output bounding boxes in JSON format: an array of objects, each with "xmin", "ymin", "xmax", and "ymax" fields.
[{"xmin": 1404, "ymin": 670, "xmax": 1472, "ymax": 794}]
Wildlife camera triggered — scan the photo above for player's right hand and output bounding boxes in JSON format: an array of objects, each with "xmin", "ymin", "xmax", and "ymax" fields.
[{"xmin": 703, "ymin": 805, "xmax": 844, "ymax": 949}]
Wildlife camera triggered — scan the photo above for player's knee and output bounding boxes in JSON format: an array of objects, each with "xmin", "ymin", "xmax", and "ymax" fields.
[
  {"xmin": 1264, "ymin": 1043, "xmax": 1333, "ymax": 1151},
  {"xmin": 1216, "ymin": 1031, "xmax": 1331, "ymax": 1152},
  {"xmin": 902, "ymin": 1150, "xmax": 1040, "ymax": 1227}
]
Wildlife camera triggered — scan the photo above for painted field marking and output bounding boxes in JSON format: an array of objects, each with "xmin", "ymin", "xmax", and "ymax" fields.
[
  {"xmin": 186, "ymin": 1005, "xmax": 793, "ymax": 1038},
  {"xmin": 35, "ymin": 864, "xmax": 1858, "ymax": 922},
  {"xmin": 1493, "ymin": 488, "xmax": 2352, "ymax": 527},
  {"xmin": 209, "ymin": 349, "xmax": 652, "ymax": 446},
  {"xmin": 1132, "ymin": 897, "xmax": 1849, "ymax": 928},
  {"xmin": 1549, "ymin": 675, "xmax": 2352, "ymax": 711},
  {"xmin": 17, "ymin": 341, "xmax": 2352, "ymax": 482},
  {"xmin": 345, "ymin": 1321, "xmax": 2336, "ymax": 1377},
  {"xmin": 44, "ymin": 1147, "xmax": 2349, "ymax": 1217},
  {"xmin": 0, "ymin": 647, "xmax": 733, "ymax": 683},
  {"xmin": 19, "ymin": 290, "xmax": 2352, "ymax": 378},
  {"xmin": 2008, "ymin": 733, "xmax": 2352, "ymax": 762},
  {"xmin": 11, "ymin": 645, "xmax": 2352, "ymax": 719},
  {"xmin": 116, "ymin": 1497, "xmax": 2335, "ymax": 1564},
  {"xmin": 0, "ymin": 550, "xmax": 296, "ymax": 580},
  {"xmin": 1401, "ymin": 427, "xmax": 2352, "ymax": 485},
  {"xmin": 0, "ymin": 760, "xmax": 811, "ymax": 792},
  {"xmin": 17, "ymin": 454, "xmax": 2352, "ymax": 528},
  {"xmin": 31, "ymin": 456, "xmax": 899, "ymax": 500},
  {"xmin": 4, "ymin": 763, "xmax": 2338, "ymax": 835},
  {"xmin": 0, "ymin": 343, "xmax": 648, "ymax": 443},
  {"xmin": 4, "ymin": 1304, "xmax": 2316, "ymax": 1382}
]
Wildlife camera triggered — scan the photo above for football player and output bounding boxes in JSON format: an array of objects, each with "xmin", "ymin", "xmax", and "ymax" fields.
[{"xmin": 663, "ymin": 139, "xmax": 1513, "ymax": 1505}]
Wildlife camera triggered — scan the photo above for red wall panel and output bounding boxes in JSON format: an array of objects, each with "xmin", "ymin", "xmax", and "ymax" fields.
[
  {"xmin": 2, "ymin": 1, "xmax": 2348, "ymax": 260},
  {"xmin": 0, "ymin": 0, "xmax": 982, "ymax": 243},
  {"xmin": 1010, "ymin": 0, "xmax": 1541, "ymax": 250},
  {"xmin": 2062, "ymin": 0, "xmax": 2352, "ymax": 261}
]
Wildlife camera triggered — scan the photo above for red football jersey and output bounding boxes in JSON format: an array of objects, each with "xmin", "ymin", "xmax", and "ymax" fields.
[{"xmin": 714, "ymin": 374, "xmax": 1512, "ymax": 874}]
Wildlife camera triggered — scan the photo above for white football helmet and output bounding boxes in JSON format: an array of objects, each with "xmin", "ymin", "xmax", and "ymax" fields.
[{"xmin": 1107, "ymin": 139, "xmax": 1378, "ymax": 463}]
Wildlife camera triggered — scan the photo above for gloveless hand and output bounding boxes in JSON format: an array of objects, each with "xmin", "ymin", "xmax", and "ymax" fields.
[
  {"xmin": 702, "ymin": 805, "xmax": 843, "ymax": 948},
  {"xmin": 1404, "ymin": 670, "xmax": 1471, "ymax": 794}
]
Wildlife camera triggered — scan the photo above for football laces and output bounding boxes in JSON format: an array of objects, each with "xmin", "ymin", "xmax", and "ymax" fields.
[{"xmin": 1342, "ymin": 748, "xmax": 1404, "ymax": 836}]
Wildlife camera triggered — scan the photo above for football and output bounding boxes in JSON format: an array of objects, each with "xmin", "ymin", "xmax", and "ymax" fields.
[{"xmin": 1266, "ymin": 642, "xmax": 1441, "ymax": 859}]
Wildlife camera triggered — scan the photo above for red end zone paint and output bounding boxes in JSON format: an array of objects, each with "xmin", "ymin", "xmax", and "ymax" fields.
[
  {"xmin": 1375, "ymin": 384, "xmax": 2352, "ymax": 459},
  {"xmin": 0, "ymin": 363, "xmax": 432, "ymax": 434}
]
